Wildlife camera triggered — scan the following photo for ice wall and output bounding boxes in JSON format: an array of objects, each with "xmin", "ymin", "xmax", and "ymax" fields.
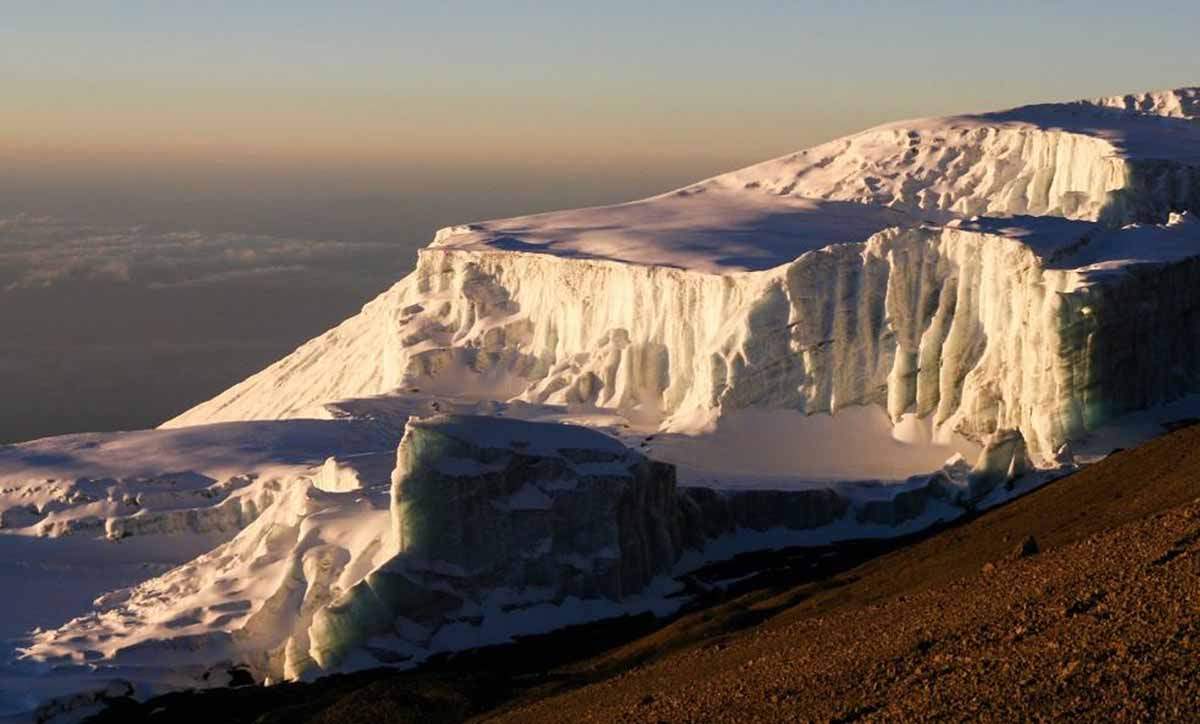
[
  {"xmin": 1090, "ymin": 87, "xmax": 1200, "ymax": 120},
  {"xmin": 305, "ymin": 415, "xmax": 685, "ymax": 672},
  {"xmin": 714, "ymin": 123, "xmax": 1199, "ymax": 226},
  {"xmin": 169, "ymin": 222, "xmax": 1196, "ymax": 461},
  {"xmin": 164, "ymin": 89, "xmax": 1200, "ymax": 466},
  {"xmin": 301, "ymin": 415, "xmax": 992, "ymax": 675},
  {"xmin": 1060, "ymin": 255, "xmax": 1200, "ymax": 429}
]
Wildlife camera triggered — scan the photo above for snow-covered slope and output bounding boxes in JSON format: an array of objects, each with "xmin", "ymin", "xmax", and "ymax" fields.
[
  {"xmin": 1089, "ymin": 86, "xmax": 1200, "ymax": 120},
  {"xmin": 0, "ymin": 420, "xmax": 396, "ymax": 539},
  {"xmin": 712, "ymin": 102, "xmax": 1200, "ymax": 224},
  {"xmin": 0, "ymin": 418, "xmax": 400, "ymax": 717}
]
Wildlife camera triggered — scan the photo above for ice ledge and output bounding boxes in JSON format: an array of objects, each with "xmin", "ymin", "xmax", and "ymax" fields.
[
  {"xmin": 1089, "ymin": 86, "xmax": 1200, "ymax": 121},
  {"xmin": 432, "ymin": 204, "xmax": 1200, "ymax": 280},
  {"xmin": 430, "ymin": 190, "xmax": 915, "ymax": 275}
]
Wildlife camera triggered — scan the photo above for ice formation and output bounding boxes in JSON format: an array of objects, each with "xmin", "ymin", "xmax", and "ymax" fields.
[
  {"xmin": 15, "ymin": 414, "xmax": 1013, "ymax": 694},
  {"xmin": 165, "ymin": 100, "xmax": 1200, "ymax": 462},
  {"xmin": 5, "ymin": 85, "xmax": 1200, "ymax": 718}
]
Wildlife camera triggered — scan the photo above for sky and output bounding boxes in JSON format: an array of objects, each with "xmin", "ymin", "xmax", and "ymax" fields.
[
  {"xmin": 1, "ymin": 1, "xmax": 1197, "ymax": 442},
  {"xmin": 6, "ymin": 1, "xmax": 1199, "ymax": 168}
]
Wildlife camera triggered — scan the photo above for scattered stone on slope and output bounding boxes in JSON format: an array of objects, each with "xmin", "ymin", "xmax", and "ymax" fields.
[{"xmin": 1013, "ymin": 534, "xmax": 1040, "ymax": 559}]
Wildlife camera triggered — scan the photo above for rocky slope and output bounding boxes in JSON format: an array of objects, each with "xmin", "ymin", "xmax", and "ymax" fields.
[{"xmin": 492, "ymin": 425, "xmax": 1200, "ymax": 723}]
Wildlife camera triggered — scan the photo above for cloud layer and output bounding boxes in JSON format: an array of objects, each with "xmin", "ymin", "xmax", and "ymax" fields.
[
  {"xmin": 0, "ymin": 211, "xmax": 422, "ymax": 444},
  {"xmin": 0, "ymin": 214, "xmax": 402, "ymax": 292}
]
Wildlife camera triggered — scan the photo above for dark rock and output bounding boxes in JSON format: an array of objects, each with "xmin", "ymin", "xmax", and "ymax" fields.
[
  {"xmin": 227, "ymin": 667, "xmax": 255, "ymax": 687},
  {"xmin": 1013, "ymin": 535, "xmax": 1040, "ymax": 559}
]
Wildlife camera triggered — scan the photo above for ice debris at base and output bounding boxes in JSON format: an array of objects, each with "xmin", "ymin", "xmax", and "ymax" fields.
[{"xmin": 4, "ymin": 85, "xmax": 1200, "ymax": 719}]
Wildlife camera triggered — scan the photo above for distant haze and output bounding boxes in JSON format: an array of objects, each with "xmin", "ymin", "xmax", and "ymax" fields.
[
  {"xmin": 2, "ymin": 1, "xmax": 1197, "ymax": 442},
  {"xmin": 6, "ymin": 2, "xmax": 1198, "ymax": 169}
]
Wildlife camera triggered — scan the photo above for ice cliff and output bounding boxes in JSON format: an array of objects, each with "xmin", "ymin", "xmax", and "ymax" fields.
[
  {"xmin": 165, "ymin": 217, "xmax": 1200, "ymax": 466},
  {"xmin": 164, "ymin": 88, "xmax": 1200, "ymax": 467}
]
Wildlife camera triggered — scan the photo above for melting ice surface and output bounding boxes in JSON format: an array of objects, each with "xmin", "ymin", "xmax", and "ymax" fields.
[{"xmin": 4, "ymin": 85, "xmax": 1200, "ymax": 719}]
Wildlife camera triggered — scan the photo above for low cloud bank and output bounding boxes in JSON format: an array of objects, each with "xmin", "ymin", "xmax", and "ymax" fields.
[{"xmin": 0, "ymin": 214, "xmax": 401, "ymax": 292}]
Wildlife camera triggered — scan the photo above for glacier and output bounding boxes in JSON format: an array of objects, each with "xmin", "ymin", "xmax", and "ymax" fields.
[
  {"xmin": 163, "ymin": 88, "xmax": 1200, "ymax": 465},
  {"xmin": 4, "ymin": 85, "xmax": 1200, "ymax": 718}
]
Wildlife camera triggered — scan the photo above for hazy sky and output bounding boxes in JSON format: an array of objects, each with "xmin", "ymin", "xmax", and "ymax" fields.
[
  {"xmin": 6, "ymin": 1, "xmax": 1199, "ymax": 170},
  {"xmin": 1, "ymin": 2, "xmax": 1197, "ymax": 442}
]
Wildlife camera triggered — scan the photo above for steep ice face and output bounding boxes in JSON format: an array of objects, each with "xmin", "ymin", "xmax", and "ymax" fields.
[
  {"xmin": 1089, "ymin": 86, "xmax": 1200, "ymax": 120},
  {"xmin": 710, "ymin": 101, "xmax": 1200, "ymax": 225},
  {"xmin": 162, "ymin": 213, "xmax": 1200, "ymax": 463},
  {"xmin": 713, "ymin": 124, "xmax": 1127, "ymax": 222},
  {"xmin": 160, "ymin": 192, "xmax": 913, "ymax": 428},
  {"xmin": 306, "ymin": 414, "xmax": 684, "ymax": 672}
]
